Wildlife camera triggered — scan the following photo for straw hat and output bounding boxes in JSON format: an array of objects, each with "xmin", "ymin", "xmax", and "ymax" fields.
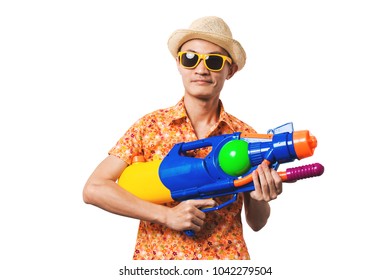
[{"xmin": 167, "ymin": 16, "xmax": 246, "ymax": 71}]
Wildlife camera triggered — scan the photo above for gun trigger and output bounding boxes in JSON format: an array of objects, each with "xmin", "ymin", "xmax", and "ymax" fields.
[{"xmin": 202, "ymin": 194, "xmax": 238, "ymax": 213}]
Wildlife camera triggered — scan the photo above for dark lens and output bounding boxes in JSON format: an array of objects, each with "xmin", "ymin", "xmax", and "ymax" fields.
[
  {"xmin": 205, "ymin": 55, "xmax": 223, "ymax": 70},
  {"xmin": 181, "ymin": 52, "xmax": 199, "ymax": 68}
]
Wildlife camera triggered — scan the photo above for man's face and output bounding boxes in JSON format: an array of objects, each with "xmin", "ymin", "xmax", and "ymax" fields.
[{"xmin": 177, "ymin": 39, "xmax": 237, "ymax": 101}]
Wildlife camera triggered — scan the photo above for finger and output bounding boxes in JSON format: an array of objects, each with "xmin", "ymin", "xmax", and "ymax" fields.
[
  {"xmin": 260, "ymin": 162, "xmax": 279, "ymax": 199},
  {"xmin": 192, "ymin": 198, "xmax": 217, "ymax": 208},
  {"xmin": 191, "ymin": 215, "xmax": 205, "ymax": 228},
  {"xmin": 178, "ymin": 209, "xmax": 204, "ymax": 231},
  {"xmin": 190, "ymin": 199, "xmax": 217, "ymax": 214},
  {"xmin": 185, "ymin": 207, "xmax": 207, "ymax": 232},
  {"xmin": 181, "ymin": 218, "xmax": 202, "ymax": 233},
  {"xmin": 251, "ymin": 169, "xmax": 264, "ymax": 200},
  {"xmin": 271, "ymin": 169, "xmax": 283, "ymax": 194},
  {"xmin": 181, "ymin": 200, "xmax": 213, "ymax": 221},
  {"xmin": 256, "ymin": 164, "xmax": 270, "ymax": 201},
  {"xmin": 190, "ymin": 222, "xmax": 202, "ymax": 233}
]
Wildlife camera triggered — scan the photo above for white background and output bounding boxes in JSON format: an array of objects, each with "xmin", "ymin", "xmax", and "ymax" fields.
[{"xmin": 1, "ymin": 1, "xmax": 389, "ymax": 279}]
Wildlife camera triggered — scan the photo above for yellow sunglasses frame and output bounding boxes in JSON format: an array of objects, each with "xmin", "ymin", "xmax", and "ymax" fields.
[{"xmin": 177, "ymin": 51, "xmax": 232, "ymax": 72}]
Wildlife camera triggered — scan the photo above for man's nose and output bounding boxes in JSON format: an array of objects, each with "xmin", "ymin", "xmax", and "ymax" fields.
[{"xmin": 195, "ymin": 59, "xmax": 209, "ymax": 74}]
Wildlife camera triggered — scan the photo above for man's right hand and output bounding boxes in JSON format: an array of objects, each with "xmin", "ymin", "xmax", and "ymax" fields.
[{"xmin": 164, "ymin": 199, "xmax": 217, "ymax": 233}]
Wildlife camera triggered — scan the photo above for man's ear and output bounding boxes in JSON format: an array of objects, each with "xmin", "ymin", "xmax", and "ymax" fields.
[{"xmin": 226, "ymin": 63, "xmax": 239, "ymax": 80}]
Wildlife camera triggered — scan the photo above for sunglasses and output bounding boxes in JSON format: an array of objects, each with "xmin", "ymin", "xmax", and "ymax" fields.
[{"xmin": 178, "ymin": 51, "xmax": 232, "ymax": 72}]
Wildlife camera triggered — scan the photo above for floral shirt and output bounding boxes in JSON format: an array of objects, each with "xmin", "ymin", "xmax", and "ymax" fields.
[{"xmin": 109, "ymin": 97, "xmax": 257, "ymax": 260}]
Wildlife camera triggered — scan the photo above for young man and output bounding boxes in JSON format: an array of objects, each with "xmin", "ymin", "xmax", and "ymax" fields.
[{"xmin": 83, "ymin": 16, "xmax": 282, "ymax": 260}]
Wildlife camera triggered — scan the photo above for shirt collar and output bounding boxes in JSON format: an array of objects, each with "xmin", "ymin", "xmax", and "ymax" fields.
[{"xmin": 165, "ymin": 97, "xmax": 235, "ymax": 131}]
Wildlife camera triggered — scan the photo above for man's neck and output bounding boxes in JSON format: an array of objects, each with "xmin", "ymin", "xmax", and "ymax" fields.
[{"xmin": 183, "ymin": 95, "xmax": 221, "ymax": 139}]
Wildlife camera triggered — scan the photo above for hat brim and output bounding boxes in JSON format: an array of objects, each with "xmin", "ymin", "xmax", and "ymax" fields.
[{"xmin": 168, "ymin": 29, "xmax": 246, "ymax": 71}]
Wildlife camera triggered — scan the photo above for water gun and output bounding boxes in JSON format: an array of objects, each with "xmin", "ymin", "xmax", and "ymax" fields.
[{"xmin": 118, "ymin": 123, "xmax": 324, "ymax": 234}]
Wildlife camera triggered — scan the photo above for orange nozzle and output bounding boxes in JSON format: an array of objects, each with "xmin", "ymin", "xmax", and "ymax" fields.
[{"xmin": 293, "ymin": 130, "xmax": 317, "ymax": 159}]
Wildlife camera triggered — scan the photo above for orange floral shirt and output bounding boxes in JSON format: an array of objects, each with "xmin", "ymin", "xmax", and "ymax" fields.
[{"xmin": 109, "ymin": 97, "xmax": 257, "ymax": 260}]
